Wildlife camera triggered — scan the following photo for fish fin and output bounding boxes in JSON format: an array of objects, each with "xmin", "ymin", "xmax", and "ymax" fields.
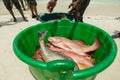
[{"xmin": 38, "ymin": 31, "xmax": 48, "ymax": 40}]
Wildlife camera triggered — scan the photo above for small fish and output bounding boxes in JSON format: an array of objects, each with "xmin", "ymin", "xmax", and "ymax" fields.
[
  {"xmin": 48, "ymin": 36, "xmax": 101, "ymax": 55},
  {"xmin": 47, "ymin": 44, "xmax": 94, "ymax": 70},
  {"xmin": 72, "ymin": 40, "xmax": 85, "ymax": 46},
  {"xmin": 32, "ymin": 49, "xmax": 44, "ymax": 61},
  {"xmin": 48, "ymin": 36, "xmax": 88, "ymax": 56},
  {"xmin": 38, "ymin": 31, "xmax": 71, "ymax": 62},
  {"xmin": 73, "ymin": 38, "xmax": 101, "ymax": 53},
  {"xmin": 88, "ymin": 38, "xmax": 101, "ymax": 52}
]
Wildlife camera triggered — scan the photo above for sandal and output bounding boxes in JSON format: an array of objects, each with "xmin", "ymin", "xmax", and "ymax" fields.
[{"xmin": 112, "ymin": 33, "xmax": 120, "ymax": 38}]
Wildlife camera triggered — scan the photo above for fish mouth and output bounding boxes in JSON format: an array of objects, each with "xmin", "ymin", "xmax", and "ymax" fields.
[{"xmin": 48, "ymin": 37, "xmax": 53, "ymax": 43}]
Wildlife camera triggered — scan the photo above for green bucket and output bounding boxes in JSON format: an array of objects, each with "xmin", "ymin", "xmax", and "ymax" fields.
[{"xmin": 13, "ymin": 19, "xmax": 117, "ymax": 80}]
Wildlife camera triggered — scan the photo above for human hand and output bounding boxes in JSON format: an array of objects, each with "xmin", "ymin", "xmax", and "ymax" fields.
[
  {"xmin": 68, "ymin": 0, "xmax": 80, "ymax": 14},
  {"xmin": 47, "ymin": 0, "xmax": 57, "ymax": 13}
]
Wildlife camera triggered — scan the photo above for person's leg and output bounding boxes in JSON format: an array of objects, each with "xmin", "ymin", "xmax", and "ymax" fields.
[
  {"xmin": 19, "ymin": 0, "xmax": 26, "ymax": 10},
  {"xmin": 12, "ymin": 0, "xmax": 28, "ymax": 21},
  {"xmin": 28, "ymin": 0, "xmax": 38, "ymax": 18},
  {"xmin": 18, "ymin": 9, "xmax": 28, "ymax": 21},
  {"xmin": 24, "ymin": 0, "xmax": 28, "ymax": 5},
  {"xmin": 29, "ymin": 4, "xmax": 36, "ymax": 18},
  {"xmin": 3, "ymin": 0, "xmax": 17, "ymax": 22},
  {"xmin": 32, "ymin": 5, "xmax": 39, "ymax": 20},
  {"xmin": 31, "ymin": 0, "xmax": 39, "ymax": 20},
  {"xmin": 74, "ymin": 12, "xmax": 83, "ymax": 22},
  {"xmin": 26, "ymin": 0, "xmax": 30, "ymax": 9},
  {"xmin": 74, "ymin": 0, "xmax": 90, "ymax": 22},
  {"xmin": 8, "ymin": 10, "xmax": 17, "ymax": 22}
]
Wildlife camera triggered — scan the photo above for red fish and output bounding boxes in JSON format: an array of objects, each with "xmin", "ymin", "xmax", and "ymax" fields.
[
  {"xmin": 48, "ymin": 36, "xmax": 101, "ymax": 55},
  {"xmin": 47, "ymin": 44, "xmax": 94, "ymax": 70},
  {"xmin": 38, "ymin": 31, "xmax": 71, "ymax": 62},
  {"xmin": 32, "ymin": 49, "xmax": 44, "ymax": 61},
  {"xmin": 48, "ymin": 36, "xmax": 88, "ymax": 56}
]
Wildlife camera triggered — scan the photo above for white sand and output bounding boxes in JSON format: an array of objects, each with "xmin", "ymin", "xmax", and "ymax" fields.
[{"xmin": 0, "ymin": 0, "xmax": 120, "ymax": 80}]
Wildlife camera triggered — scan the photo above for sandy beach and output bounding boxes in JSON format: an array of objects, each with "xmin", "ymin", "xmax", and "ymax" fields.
[{"xmin": 0, "ymin": 0, "xmax": 120, "ymax": 80}]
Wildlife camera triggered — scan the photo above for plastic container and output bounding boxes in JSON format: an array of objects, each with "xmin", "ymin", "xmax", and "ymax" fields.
[
  {"xmin": 39, "ymin": 12, "xmax": 74, "ymax": 22},
  {"xmin": 13, "ymin": 19, "xmax": 117, "ymax": 80}
]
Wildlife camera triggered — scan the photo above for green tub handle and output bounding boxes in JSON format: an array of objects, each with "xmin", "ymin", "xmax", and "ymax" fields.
[{"xmin": 47, "ymin": 60, "xmax": 75, "ymax": 72}]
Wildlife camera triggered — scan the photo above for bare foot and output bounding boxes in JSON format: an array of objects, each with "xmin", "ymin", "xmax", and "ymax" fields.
[
  {"xmin": 23, "ymin": 18, "xmax": 28, "ymax": 22},
  {"xmin": 13, "ymin": 18, "xmax": 17, "ymax": 22},
  {"xmin": 36, "ymin": 16, "xmax": 39, "ymax": 21}
]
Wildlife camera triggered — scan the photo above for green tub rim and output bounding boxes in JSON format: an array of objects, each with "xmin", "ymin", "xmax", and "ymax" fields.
[{"xmin": 13, "ymin": 19, "xmax": 117, "ymax": 79}]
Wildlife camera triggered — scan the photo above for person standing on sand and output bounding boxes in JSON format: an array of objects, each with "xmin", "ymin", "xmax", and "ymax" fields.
[
  {"xmin": 47, "ymin": 0, "xmax": 90, "ymax": 22},
  {"xmin": 26, "ymin": 0, "xmax": 39, "ymax": 20},
  {"xmin": 2, "ymin": 0, "xmax": 28, "ymax": 22},
  {"xmin": 19, "ymin": 0, "xmax": 26, "ymax": 10}
]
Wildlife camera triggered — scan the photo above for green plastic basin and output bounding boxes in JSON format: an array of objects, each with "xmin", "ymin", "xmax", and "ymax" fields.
[{"xmin": 13, "ymin": 19, "xmax": 117, "ymax": 80}]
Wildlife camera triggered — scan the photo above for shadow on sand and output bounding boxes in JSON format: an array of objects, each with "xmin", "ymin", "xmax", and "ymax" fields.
[
  {"xmin": 0, "ymin": 17, "xmax": 28, "ymax": 27},
  {"xmin": 113, "ymin": 30, "xmax": 120, "ymax": 34}
]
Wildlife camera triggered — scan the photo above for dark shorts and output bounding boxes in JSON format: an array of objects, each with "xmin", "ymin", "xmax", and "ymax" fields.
[
  {"xmin": 27, "ymin": 0, "xmax": 37, "ymax": 5},
  {"xmin": 3, "ymin": 0, "xmax": 21, "ymax": 10}
]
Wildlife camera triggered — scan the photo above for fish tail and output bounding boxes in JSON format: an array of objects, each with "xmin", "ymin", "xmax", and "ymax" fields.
[{"xmin": 38, "ymin": 31, "xmax": 48, "ymax": 40}]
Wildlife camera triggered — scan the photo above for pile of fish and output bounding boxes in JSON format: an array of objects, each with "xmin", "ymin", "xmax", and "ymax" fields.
[{"xmin": 32, "ymin": 31, "xmax": 101, "ymax": 70}]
